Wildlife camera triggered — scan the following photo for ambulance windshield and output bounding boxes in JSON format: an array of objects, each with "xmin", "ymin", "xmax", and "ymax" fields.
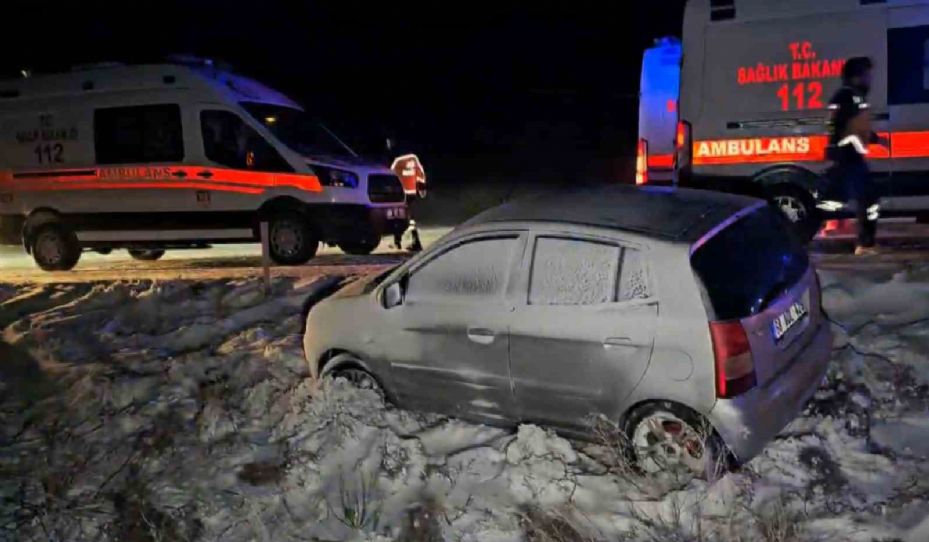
[{"xmin": 241, "ymin": 102, "xmax": 357, "ymax": 160}]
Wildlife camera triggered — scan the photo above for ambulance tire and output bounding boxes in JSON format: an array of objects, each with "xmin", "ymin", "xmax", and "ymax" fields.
[
  {"xmin": 268, "ymin": 214, "xmax": 319, "ymax": 266},
  {"xmin": 339, "ymin": 238, "xmax": 380, "ymax": 256},
  {"xmin": 128, "ymin": 249, "xmax": 165, "ymax": 261},
  {"xmin": 31, "ymin": 223, "xmax": 81, "ymax": 272},
  {"xmin": 768, "ymin": 185, "xmax": 821, "ymax": 242}
]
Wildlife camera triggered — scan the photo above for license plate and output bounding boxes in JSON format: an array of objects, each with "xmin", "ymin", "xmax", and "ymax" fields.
[
  {"xmin": 772, "ymin": 301, "xmax": 808, "ymax": 340},
  {"xmin": 386, "ymin": 207, "xmax": 406, "ymax": 220}
]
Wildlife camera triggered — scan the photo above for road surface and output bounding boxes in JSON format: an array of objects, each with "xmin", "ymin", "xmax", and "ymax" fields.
[
  {"xmin": 0, "ymin": 228, "xmax": 450, "ymax": 283},
  {"xmin": 3, "ymin": 222, "xmax": 929, "ymax": 283}
]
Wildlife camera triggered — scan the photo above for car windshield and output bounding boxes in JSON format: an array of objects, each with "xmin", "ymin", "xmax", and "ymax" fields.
[
  {"xmin": 691, "ymin": 206, "xmax": 809, "ymax": 320},
  {"xmin": 240, "ymin": 102, "xmax": 356, "ymax": 160}
]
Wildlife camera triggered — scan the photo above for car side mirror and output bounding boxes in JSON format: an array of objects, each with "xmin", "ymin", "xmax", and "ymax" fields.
[{"xmin": 383, "ymin": 281, "xmax": 404, "ymax": 309}]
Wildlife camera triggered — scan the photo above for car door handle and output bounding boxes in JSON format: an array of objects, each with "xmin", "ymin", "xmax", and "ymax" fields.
[
  {"xmin": 467, "ymin": 327, "xmax": 496, "ymax": 345},
  {"xmin": 197, "ymin": 170, "xmax": 214, "ymax": 179},
  {"xmin": 603, "ymin": 337, "xmax": 633, "ymax": 348}
]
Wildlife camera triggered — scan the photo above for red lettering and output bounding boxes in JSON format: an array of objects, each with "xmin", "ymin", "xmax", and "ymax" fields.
[
  {"xmin": 801, "ymin": 41, "xmax": 814, "ymax": 60},
  {"xmin": 775, "ymin": 64, "xmax": 788, "ymax": 81}
]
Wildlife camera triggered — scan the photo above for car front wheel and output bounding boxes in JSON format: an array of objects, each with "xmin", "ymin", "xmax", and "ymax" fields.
[{"xmin": 322, "ymin": 354, "xmax": 386, "ymax": 400}]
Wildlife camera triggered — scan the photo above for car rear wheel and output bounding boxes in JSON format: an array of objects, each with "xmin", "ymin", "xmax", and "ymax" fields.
[
  {"xmin": 338, "ymin": 238, "xmax": 380, "ymax": 256},
  {"xmin": 769, "ymin": 186, "xmax": 821, "ymax": 241},
  {"xmin": 128, "ymin": 249, "xmax": 165, "ymax": 261},
  {"xmin": 31, "ymin": 224, "xmax": 81, "ymax": 271},
  {"xmin": 268, "ymin": 214, "xmax": 319, "ymax": 265},
  {"xmin": 624, "ymin": 402, "xmax": 727, "ymax": 481}
]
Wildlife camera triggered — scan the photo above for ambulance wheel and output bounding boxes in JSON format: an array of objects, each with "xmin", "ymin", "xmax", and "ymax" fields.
[
  {"xmin": 268, "ymin": 214, "xmax": 319, "ymax": 265},
  {"xmin": 128, "ymin": 249, "xmax": 165, "ymax": 261},
  {"xmin": 31, "ymin": 224, "xmax": 81, "ymax": 271},
  {"xmin": 769, "ymin": 186, "xmax": 821, "ymax": 241},
  {"xmin": 339, "ymin": 238, "xmax": 380, "ymax": 256}
]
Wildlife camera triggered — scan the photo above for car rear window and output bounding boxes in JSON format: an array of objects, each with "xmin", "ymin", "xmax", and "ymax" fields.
[{"xmin": 690, "ymin": 206, "xmax": 809, "ymax": 321}]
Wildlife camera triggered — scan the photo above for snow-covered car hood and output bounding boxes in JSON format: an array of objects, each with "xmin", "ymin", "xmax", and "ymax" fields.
[{"xmin": 330, "ymin": 267, "xmax": 396, "ymax": 299}]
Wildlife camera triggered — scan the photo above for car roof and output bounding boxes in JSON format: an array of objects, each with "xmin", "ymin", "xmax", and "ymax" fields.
[{"xmin": 461, "ymin": 185, "xmax": 764, "ymax": 243}]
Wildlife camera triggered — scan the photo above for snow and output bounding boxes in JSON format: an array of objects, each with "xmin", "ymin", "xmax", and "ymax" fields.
[
  {"xmin": 1, "ymin": 267, "xmax": 929, "ymax": 540},
  {"xmin": 530, "ymin": 238, "xmax": 620, "ymax": 305},
  {"xmin": 406, "ymin": 237, "xmax": 515, "ymax": 301}
]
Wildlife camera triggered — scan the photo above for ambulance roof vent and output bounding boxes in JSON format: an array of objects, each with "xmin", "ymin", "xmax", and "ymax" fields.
[
  {"xmin": 166, "ymin": 54, "xmax": 214, "ymax": 67},
  {"xmin": 71, "ymin": 62, "xmax": 125, "ymax": 72}
]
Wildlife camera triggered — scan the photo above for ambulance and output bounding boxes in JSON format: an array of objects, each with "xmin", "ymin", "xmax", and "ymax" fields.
[
  {"xmin": 0, "ymin": 58, "xmax": 410, "ymax": 270},
  {"xmin": 638, "ymin": 0, "xmax": 929, "ymax": 237}
]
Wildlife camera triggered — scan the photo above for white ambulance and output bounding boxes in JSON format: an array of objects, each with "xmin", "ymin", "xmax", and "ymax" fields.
[
  {"xmin": 638, "ymin": 0, "xmax": 929, "ymax": 236},
  {"xmin": 0, "ymin": 58, "xmax": 409, "ymax": 270}
]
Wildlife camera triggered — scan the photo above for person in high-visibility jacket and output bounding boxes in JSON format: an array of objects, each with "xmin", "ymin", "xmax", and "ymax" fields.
[{"xmin": 825, "ymin": 57, "xmax": 885, "ymax": 256}]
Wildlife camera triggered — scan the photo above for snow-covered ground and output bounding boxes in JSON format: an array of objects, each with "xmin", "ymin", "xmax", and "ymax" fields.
[{"xmin": 2, "ymin": 268, "xmax": 929, "ymax": 541}]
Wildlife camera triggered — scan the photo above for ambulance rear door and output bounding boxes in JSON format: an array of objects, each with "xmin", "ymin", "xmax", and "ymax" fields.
[
  {"xmin": 638, "ymin": 38, "xmax": 681, "ymax": 183},
  {"xmin": 887, "ymin": 1, "xmax": 929, "ymax": 210},
  {"xmin": 691, "ymin": 3, "xmax": 891, "ymax": 186}
]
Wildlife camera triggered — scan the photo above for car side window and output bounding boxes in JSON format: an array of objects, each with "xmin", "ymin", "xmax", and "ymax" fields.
[
  {"xmin": 406, "ymin": 236, "xmax": 518, "ymax": 303},
  {"xmin": 618, "ymin": 247, "xmax": 650, "ymax": 302},
  {"xmin": 94, "ymin": 104, "xmax": 184, "ymax": 164},
  {"xmin": 200, "ymin": 110, "xmax": 292, "ymax": 172},
  {"xmin": 528, "ymin": 236, "xmax": 649, "ymax": 306}
]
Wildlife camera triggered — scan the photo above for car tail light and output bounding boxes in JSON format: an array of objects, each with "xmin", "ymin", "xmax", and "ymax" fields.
[
  {"xmin": 635, "ymin": 138, "xmax": 649, "ymax": 185},
  {"xmin": 710, "ymin": 320, "xmax": 756, "ymax": 398},
  {"xmin": 675, "ymin": 120, "xmax": 692, "ymax": 170}
]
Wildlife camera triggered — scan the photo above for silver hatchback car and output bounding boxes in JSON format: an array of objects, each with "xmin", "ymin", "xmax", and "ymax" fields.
[{"xmin": 304, "ymin": 186, "xmax": 833, "ymax": 476}]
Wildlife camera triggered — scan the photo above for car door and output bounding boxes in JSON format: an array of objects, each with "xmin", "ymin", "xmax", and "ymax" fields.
[
  {"xmin": 382, "ymin": 232, "xmax": 525, "ymax": 422},
  {"xmin": 508, "ymin": 231, "xmax": 658, "ymax": 431}
]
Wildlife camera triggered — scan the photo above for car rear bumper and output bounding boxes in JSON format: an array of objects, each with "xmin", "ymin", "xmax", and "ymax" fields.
[{"xmin": 708, "ymin": 320, "xmax": 833, "ymax": 464}]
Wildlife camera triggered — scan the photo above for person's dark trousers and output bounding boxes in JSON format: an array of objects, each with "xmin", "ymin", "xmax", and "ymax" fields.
[{"xmin": 854, "ymin": 196, "xmax": 878, "ymax": 248}]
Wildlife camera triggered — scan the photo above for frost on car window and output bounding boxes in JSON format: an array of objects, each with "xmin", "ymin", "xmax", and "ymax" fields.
[
  {"xmin": 619, "ymin": 248, "xmax": 649, "ymax": 301},
  {"xmin": 529, "ymin": 237, "xmax": 620, "ymax": 305},
  {"xmin": 407, "ymin": 237, "xmax": 516, "ymax": 301}
]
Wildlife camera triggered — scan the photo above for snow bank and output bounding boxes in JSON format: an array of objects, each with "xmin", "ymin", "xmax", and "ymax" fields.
[{"xmin": 2, "ymin": 266, "xmax": 929, "ymax": 540}]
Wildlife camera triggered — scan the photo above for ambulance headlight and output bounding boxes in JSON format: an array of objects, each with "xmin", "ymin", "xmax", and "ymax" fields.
[{"xmin": 316, "ymin": 166, "xmax": 359, "ymax": 189}]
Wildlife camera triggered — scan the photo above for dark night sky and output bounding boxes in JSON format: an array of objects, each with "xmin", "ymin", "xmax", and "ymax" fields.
[{"xmin": 2, "ymin": 0, "xmax": 686, "ymax": 185}]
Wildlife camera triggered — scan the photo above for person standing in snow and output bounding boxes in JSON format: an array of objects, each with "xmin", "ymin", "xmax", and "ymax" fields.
[{"xmin": 825, "ymin": 57, "xmax": 885, "ymax": 256}]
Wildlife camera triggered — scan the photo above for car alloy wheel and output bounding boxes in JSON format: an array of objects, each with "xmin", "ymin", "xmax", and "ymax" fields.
[
  {"xmin": 773, "ymin": 194, "xmax": 808, "ymax": 224},
  {"xmin": 631, "ymin": 411, "xmax": 709, "ymax": 476}
]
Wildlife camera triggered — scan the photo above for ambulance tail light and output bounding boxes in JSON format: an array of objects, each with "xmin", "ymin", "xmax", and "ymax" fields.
[
  {"xmin": 675, "ymin": 120, "xmax": 693, "ymax": 185},
  {"xmin": 635, "ymin": 138, "xmax": 649, "ymax": 185},
  {"xmin": 675, "ymin": 120, "xmax": 692, "ymax": 167}
]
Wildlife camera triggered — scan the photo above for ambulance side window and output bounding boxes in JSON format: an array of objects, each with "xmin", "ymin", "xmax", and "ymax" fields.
[
  {"xmin": 200, "ymin": 110, "xmax": 292, "ymax": 172},
  {"xmin": 888, "ymin": 25, "xmax": 929, "ymax": 105},
  {"xmin": 94, "ymin": 104, "xmax": 184, "ymax": 164}
]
